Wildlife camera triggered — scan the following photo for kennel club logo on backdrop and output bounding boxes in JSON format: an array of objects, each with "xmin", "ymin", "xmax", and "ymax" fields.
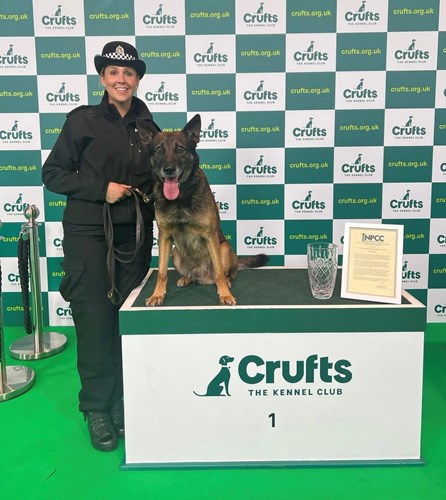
[
  {"xmin": 37, "ymin": 76, "xmax": 87, "ymax": 113},
  {"xmin": 0, "ymin": 120, "xmax": 32, "ymax": 143},
  {"xmin": 392, "ymin": 115, "xmax": 426, "ymax": 140},
  {"xmin": 289, "ymin": 34, "xmax": 335, "ymax": 72},
  {"xmin": 41, "ymin": 5, "xmax": 76, "ymax": 28},
  {"xmin": 335, "ymin": 71, "xmax": 385, "ymax": 109},
  {"xmin": 344, "ymin": 1, "xmax": 380, "ymax": 26},
  {"xmin": 294, "ymin": 116, "xmax": 326, "ymax": 140},
  {"xmin": 236, "ymin": 73, "xmax": 284, "ymax": 111},
  {"xmin": 287, "ymin": 111, "xmax": 334, "ymax": 148},
  {"xmin": 285, "ymin": 184, "xmax": 333, "ymax": 221},
  {"xmin": 387, "ymin": 33, "xmax": 438, "ymax": 71},
  {"xmin": 402, "ymin": 259, "xmax": 422, "ymax": 285},
  {"xmin": 244, "ymin": 226, "xmax": 277, "ymax": 250},
  {"xmin": 243, "ymin": 79, "xmax": 279, "ymax": 106},
  {"xmin": 394, "ymin": 39, "xmax": 429, "ymax": 64},
  {"xmin": 2, "ymin": 192, "xmax": 28, "ymax": 218},
  {"xmin": 0, "ymin": 187, "xmax": 45, "ymax": 221},
  {"xmin": 45, "ymin": 82, "xmax": 80, "ymax": 106},
  {"xmin": 0, "ymin": 114, "xmax": 41, "ymax": 150},
  {"xmin": 199, "ymin": 116, "xmax": 232, "ymax": 147},
  {"xmin": 243, "ymin": 153, "xmax": 278, "ymax": 179},
  {"xmin": 186, "ymin": 35, "xmax": 235, "ymax": 73},
  {"xmin": 339, "ymin": 151, "xmax": 376, "ymax": 179},
  {"xmin": 193, "ymin": 354, "xmax": 353, "ymax": 398},
  {"xmin": 385, "ymin": 109, "xmax": 434, "ymax": 146},
  {"xmin": 383, "ymin": 184, "xmax": 431, "ymax": 219},
  {"xmin": 242, "ymin": 2, "xmax": 279, "ymax": 28},
  {"xmin": 143, "ymin": 79, "xmax": 181, "ymax": 108},
  {"xmin": 33, "ymin": 2, "xmax": 83, "ymax": 34},
  {"xmin": 140, "ymin": 2, "xmax": 178, "ymax": 29},
  {"xmin": 0, "ymin": 42, "xmax": 30, "ymax": 71},
  {"xmin": 342, "ymin": 77, "xmax": 378, "ymax": 104}
]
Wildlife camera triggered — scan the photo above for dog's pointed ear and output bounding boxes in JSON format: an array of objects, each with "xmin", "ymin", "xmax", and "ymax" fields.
[
  {"xmin": 183, "ymin": 114, "xmax": 201, "ymax": 145},
  {"xmin": 136, "ymin": 119, "xmax": 161, "ymax": 147}
]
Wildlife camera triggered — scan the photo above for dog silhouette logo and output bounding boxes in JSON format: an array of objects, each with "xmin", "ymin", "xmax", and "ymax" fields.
[{"xmin": 193, "ymin": 355, "xmax": 234, "ymax": 397}]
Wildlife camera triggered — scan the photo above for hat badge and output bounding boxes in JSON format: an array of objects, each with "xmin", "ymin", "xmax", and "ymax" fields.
[{"xmin": 115, "ymin": 45, "xmax": 125, "ymax": 56}]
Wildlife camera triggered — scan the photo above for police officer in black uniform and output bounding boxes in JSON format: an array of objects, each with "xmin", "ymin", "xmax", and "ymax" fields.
[{"xmin": 43, "ymin": 41, "xmax": 158, "ymax": 451}]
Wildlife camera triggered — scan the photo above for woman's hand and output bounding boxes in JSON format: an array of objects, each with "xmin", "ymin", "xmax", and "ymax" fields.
[{"xmin": 106, "ymin": 182, "xmax": 132, "ymax": 204}]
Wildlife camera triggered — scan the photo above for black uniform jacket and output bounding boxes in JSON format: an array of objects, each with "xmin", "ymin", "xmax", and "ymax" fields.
[{"xmin": 42, "ymin": 92, "xmax": 157, "ymax": 226}]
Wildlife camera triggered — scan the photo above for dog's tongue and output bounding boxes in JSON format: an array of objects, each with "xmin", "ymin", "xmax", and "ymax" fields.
[{"xmin": 163, "ymin": 178, "xmax": 180, "ymax": 200}]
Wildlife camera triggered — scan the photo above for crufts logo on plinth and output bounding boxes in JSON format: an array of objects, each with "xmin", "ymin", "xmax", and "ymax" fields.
[
  {"xmin": 193, "ymin": 355, "xmax": 234, "ymax": 397},
  {"xmin": 193, "ymin": 354, "xmax": 353, "ymax": 398}
]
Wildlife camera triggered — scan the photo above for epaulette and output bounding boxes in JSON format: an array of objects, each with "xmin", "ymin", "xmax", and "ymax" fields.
[{"xmin": 66, "ymin": 105, "xmax": 98, "ymax": 119}]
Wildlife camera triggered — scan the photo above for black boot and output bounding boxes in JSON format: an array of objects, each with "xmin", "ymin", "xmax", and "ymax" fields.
[
  {"xmin": 109, "ymin": 399, "xmax": 125, "ymax": 437},
  {"xmin": 85, "ymin": 411, "xmax": 117, "ymax": 451}
]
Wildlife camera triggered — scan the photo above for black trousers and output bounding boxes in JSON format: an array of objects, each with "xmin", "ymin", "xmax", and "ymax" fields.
[{"xmin": 60, "ymin": 222, "xmax": 152, "ymax": 413}]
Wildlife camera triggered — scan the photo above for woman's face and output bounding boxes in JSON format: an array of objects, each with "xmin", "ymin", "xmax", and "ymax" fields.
[{"xmin": 101, "ymin": 65, "xmax": 139, "ymax": 108}]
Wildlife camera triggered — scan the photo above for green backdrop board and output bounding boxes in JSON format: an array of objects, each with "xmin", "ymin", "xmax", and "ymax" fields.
[{"xmin": 0, "ymin": 0, "xmax": 445, "ymax": 326}]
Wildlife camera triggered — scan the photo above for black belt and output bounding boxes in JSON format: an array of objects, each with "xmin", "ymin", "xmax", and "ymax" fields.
[{"xmin": 103, "ymin": 188, "xmax": 152, "ymax": 305}]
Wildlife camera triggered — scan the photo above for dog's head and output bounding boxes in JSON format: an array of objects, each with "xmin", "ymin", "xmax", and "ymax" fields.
[
  {"xmin": 219, "ymin": 355, "xmax": 234, "ymax": 366},
  {"xmin": 137, "ymin": 114, "xmax": 201, "ymax": 201}
]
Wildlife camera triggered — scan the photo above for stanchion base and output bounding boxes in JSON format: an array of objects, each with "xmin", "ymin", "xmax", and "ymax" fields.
[
  {"xmin": 9, "ymin": 332, "xmax": 68, "ymax": 360},
  {"xmin": 0, "ymin": 365, "xmax": 36, "ymax": 402}
]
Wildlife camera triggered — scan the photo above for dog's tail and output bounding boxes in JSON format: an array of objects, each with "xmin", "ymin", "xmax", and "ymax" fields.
[{"xmin": 237, "ymin": 254, "xmax": 269, "ymax": 270}]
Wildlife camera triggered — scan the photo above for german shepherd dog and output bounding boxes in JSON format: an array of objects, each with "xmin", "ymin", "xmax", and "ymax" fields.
[{"xmin": 137, "ymin": 114, "xmax": 268, "ymax": 306}]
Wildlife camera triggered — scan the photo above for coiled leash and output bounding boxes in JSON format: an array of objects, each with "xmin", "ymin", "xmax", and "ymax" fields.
[{"xmin": 103, "ymin": 188, "xmax": 152, "ymax": 305}]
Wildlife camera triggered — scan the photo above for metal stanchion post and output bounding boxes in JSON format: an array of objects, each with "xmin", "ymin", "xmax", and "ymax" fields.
[
  {"xmin": 0, "ymin": 220, "xmax": 35, "ymax": 402},
  {"xmin": 9, "ymin": 206, "xmax": 68, "ymax": 360}
]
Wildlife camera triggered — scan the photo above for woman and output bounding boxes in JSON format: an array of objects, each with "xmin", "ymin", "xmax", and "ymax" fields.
[{"xmin": 42, "ymin": 41, "xmax": 157, "ymax": 451}]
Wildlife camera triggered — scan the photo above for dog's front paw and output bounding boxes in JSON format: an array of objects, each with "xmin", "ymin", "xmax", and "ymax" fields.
[
  {"xmin": 145, "ymin": 294, "xmax": 165, "ymax": 306},
  {"xmin": 177, "ymin": 276, "xmax": 191, "ymax": 287},
  {"xmin": 219, "ymin": 293, "xmax": 237, "ymax": 306}
]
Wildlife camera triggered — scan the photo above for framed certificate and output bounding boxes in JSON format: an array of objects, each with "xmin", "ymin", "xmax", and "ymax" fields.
[{"xmin": 341, "ymin": 223, "xmax": 404, "ymax": 304}]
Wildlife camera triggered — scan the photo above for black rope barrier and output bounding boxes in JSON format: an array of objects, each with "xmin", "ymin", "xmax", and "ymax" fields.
[
  {"xmin": 8, "ymin": 206, "xmax": 67, "ymax": 362},
  {"xmin": 18, "ymin": 229, "xmax": 33, "ymax": 334}
]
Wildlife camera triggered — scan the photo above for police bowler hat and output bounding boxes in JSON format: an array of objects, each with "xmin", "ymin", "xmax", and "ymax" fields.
[{"xmin": 94, "ymin": 41, "xmax": 146, "ymax": 79}]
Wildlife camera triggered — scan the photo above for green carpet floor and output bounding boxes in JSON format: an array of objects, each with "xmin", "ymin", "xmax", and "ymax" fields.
[{"xmin": 1, "ymin": 324, "xmax": 446, "ymax": 500}]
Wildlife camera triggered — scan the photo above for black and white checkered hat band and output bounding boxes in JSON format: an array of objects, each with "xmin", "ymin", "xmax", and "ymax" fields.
[{"xmin": 103, "ymin": 52, "xmax": 136, "ymax": 61}]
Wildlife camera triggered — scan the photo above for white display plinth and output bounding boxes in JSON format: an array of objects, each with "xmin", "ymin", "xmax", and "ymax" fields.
[{"xmin": 120, "ymin": 268, "xmax": 426, "ymax": 469}]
